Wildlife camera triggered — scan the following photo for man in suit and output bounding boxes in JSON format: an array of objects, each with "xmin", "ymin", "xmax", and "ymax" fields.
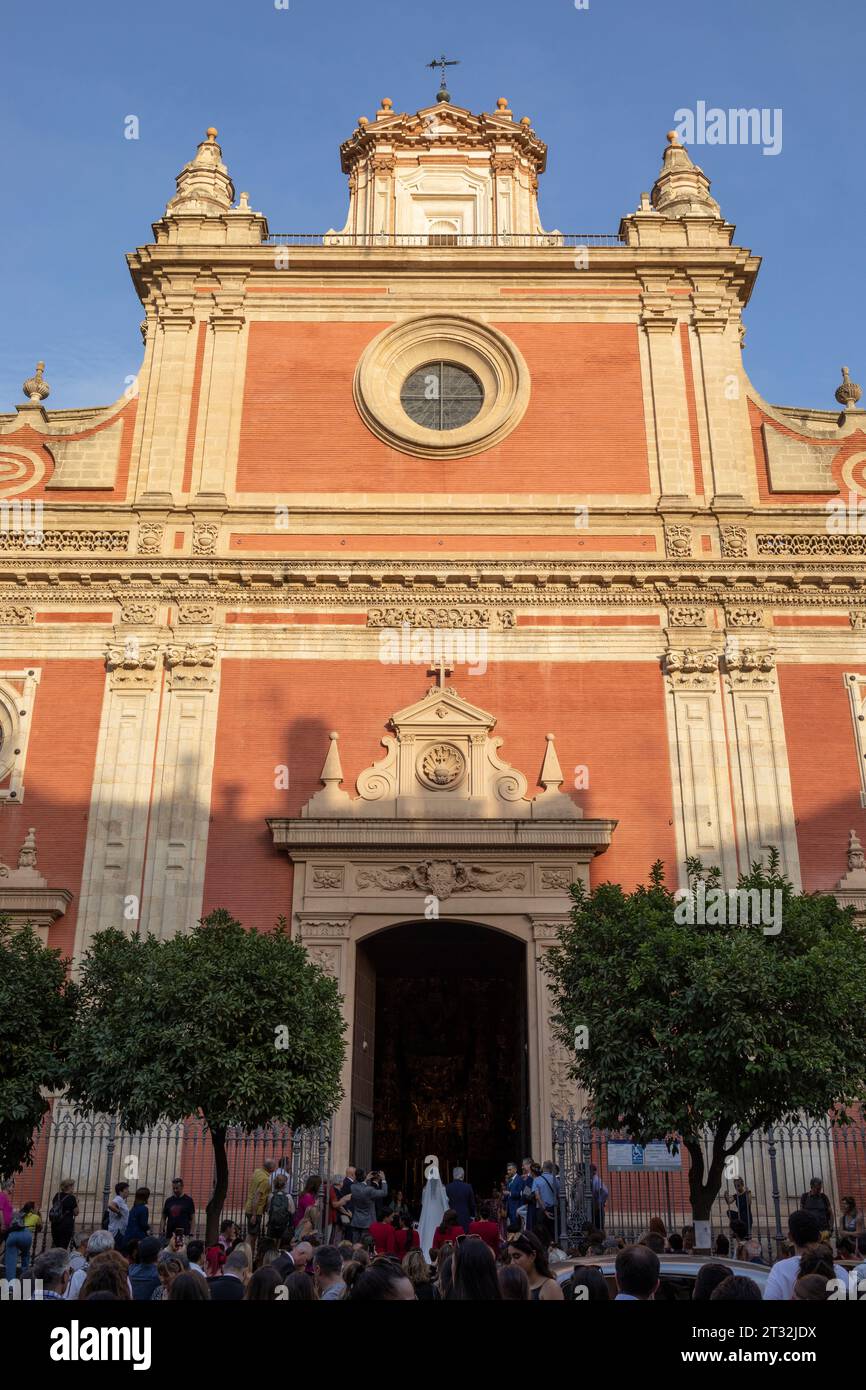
[
  {"xmin": 445, "ymin": 1167, "xmax": 476, "ymax": 1232},
  {"xmin": 207, "ymin": 1246, "xmax": 249, "ymax": 1301}
]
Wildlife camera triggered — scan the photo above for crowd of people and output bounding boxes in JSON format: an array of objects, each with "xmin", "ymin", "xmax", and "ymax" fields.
[{"xmin": 2, "ymin": 1159, "xmax": 864, "ymax": 1302}]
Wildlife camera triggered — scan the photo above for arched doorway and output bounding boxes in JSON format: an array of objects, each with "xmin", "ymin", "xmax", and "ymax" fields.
[{"xmin": 350, "ymin": 920, "xmax": 528, "ymax": 1201}]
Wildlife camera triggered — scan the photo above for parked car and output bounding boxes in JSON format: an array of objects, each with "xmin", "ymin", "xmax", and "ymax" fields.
[{"xmin": 553, "ymin": 1252, "xmax": 772, "ymax": 1300}]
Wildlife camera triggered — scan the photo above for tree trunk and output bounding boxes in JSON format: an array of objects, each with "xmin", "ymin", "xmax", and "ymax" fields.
[
  {"xmin": 684, "ymin": 1129, "xmax": 730, "ymax": 1249},
  {"xmin": 205, "ymin": 1124, "xmax": 229, "ymax": 1247}
]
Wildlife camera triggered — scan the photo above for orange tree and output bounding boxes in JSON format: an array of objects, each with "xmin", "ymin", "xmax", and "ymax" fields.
[
  {"xmin": 66, "ymin": 910, "xmax": 345, "ymax": 1244},
  {"xmin": 542, "ymin": 855, "xmax": 866, "ymax": 1231},
  {"xmin": 0, "ymin": 921, "xmax": 77, "ymax": 1178}
]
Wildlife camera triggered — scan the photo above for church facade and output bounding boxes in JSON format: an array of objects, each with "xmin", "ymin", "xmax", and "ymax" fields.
[{"xmin": 2, "ymin": 92, "xmax": 865, "ymax": 1183}]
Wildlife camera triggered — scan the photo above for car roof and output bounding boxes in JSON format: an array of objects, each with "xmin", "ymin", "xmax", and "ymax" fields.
[{"xmin": 555, "ymin": 1253, "xmax": 770, "ymax": 1286}]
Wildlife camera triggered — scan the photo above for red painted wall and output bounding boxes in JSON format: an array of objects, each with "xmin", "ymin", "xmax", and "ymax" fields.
[
  {"xmin": 235, "ymin": 321, "xmax": 650, "ymax": 495},
  {"xmin": 778, "ymin": 664, "xmax": 865, "ymax": 891}
]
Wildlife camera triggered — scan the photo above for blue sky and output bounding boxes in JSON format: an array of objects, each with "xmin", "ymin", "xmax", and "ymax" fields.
[{"xmin": 1, "ymin": 0, "xmax": 862, "ymax": 411}]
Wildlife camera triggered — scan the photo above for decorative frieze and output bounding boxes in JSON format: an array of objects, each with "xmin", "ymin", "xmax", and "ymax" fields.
[
  {"xmin": 297, "ymin": 918, "xmax": 351, "ymax": 938},
  {"xmin": 119, "ymin": 601, "xmax": 159, "ymax": 625},
  {"xmin": 0, "ymin": 529, "xmax": 128, "ymax": 553},
  {"xmin": 355, "ymin": 860, "xmax": 527, "ymax": 898},
  {"xmin": 177, "ymin": 602, "xmax": 215, "ymax": 625},
  {"xmin": 0, "ymin": 605, "xmax": 33, "ymax": 625},
  {"xmin": 758, "ymin": 533, "xmax": 866, "ymax": 557},
  {"xmin": 192, "ymin": 524, "xmax": 219, "ymax": 555},
  {"xmin": 667, "ymin": 605, "xmax": 706, "ymax": 627},
  {"xmin": 665, "ymin": 525, "xmax": 693, "ymax": 558},
  {"xmin": 725, "ymin": 606, "xmax": 765, "ymax": 628},
  {"xmin": 367, "ymin": 606, "xmax": 515, "ymax": 629},
  {"xmin": 720, "ymin": 525, "xmax": 748, "ymax": 558},
  {"xmin": 531, "ymin": 919, "xmax": 569, "ymax": 941},
  {"xmin": 137, "ymin": 523, "xmax": 164, "ymax": 556},
  {"xmin": 311, "ymin": 868, "xmax": 345, "ymax": 891}
]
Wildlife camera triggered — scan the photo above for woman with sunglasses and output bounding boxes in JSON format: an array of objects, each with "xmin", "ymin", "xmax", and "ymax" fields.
[{"xmin": 506, "ymin": 1231, "xmax": 564, "ymax": 1300}]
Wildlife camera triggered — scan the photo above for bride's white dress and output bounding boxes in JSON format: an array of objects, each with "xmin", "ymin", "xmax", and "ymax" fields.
[{"xmin": 418, "ymin": 1155, "xmax": 448, "ymax": 1262}]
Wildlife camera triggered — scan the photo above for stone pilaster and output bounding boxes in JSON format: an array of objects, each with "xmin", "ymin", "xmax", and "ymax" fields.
[
  {"xmin": 640, "ymin": 284, "xmax": 695, "ymax": 503},
  {"xmin": 722, "ymin": 647, "xmax": 801, "ymax": 885},
  {"xmin": 662, "ymin": 644, "xmax": 739, "ymax": 885}
]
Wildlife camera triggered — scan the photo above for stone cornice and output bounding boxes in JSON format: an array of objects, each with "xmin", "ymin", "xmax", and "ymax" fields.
[
  {"xmin": 269, "ymin": 818, "xmax": 617, "ymax": 855},
  {"xmin": 1, "ymin": 558, "xmax": 865, "ymax": 606}
]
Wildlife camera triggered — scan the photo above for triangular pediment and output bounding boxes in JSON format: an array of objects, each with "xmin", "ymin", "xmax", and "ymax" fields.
[{"xmin": 390, "ymin": 685, "xmax": 496, "ymax": 735}]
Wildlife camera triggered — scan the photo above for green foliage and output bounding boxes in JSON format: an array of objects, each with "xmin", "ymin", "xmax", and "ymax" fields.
[
  {"xmin": 543, "ymin": 855, "xmax": 866, "ymax": 1215},
  {"xmin": 0, "ymin": 921, "xmax": 77, "ymax": 1177},
  {"xmin": 66, "ymin": 909, "xmax": 346, "ymax": 1134}
]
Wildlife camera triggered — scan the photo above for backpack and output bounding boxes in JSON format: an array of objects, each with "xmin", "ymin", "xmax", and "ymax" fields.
[
  {"xmin": 9, "ymin": 1209, "xmax": 27, "ymax": 1232},
  {"xmin": 268, "ymin": 1191, "xmax": 291, "ymax": 1236},
  {"xmin": 101, "ymin": 1208, "xmax": 111, "ymax": 1230},
  {"xmin": 49, "ymin": 1193, "xmax": 64, "ymax": 1223}
]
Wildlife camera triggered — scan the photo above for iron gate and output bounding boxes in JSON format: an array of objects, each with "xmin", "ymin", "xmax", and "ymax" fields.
[{"xmin": 13, "ymin": 1109, "xmax": 332, "ymax": 1250}]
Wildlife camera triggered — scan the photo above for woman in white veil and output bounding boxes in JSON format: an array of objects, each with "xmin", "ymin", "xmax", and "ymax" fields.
[{"xmin": 418, "ymin": 1155, "xmax": 448, "ymax": 1262}]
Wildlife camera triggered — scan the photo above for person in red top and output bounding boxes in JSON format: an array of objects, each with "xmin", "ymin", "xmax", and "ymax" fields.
[
  {"xmin": 431, "ymin": 1210, "xmax": 465, "ymax": 1252},
  {"xmin": 391, "ymin": 1213, "xmax": 420, "ymax": 1259},
  {"xmin": 468, "ymin": 1217, "xmax": 500, "ymax": 1258},
  {"xmin": 368, "ymin": 1214, "xmax": 396, "ymax": 1255}
]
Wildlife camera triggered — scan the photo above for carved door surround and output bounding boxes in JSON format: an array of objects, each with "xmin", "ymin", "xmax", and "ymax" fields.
[{"xmin": 269, "ymin": 683, "xmax": 616, "ymax": 1167}]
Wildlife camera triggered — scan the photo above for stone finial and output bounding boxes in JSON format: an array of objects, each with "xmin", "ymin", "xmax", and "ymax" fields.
[
  {"xmin": 835, "ymin": 366, "xmax": 863, "ymax": 411},
  {"xmin": 651, "ymin": 130, "xmax": 721, "ymax": 219},
  {"xmin": 847, "ymin": 828, "xmax": 865, "ymax": 873},
  {"xmin": 320, "ymin": 731, "xmax": 344, "ymax": 787},
  {"xmin": 379, "ymin": 97, "xmax": 393, "ymax": 112},
  {"xmin": 164, "ymin": 126, "xmax": 235, "ymax": 217},
  {"xmin": 17, "ymin": 827, "xmax": 37, "ymax": 870},
  {"xmin": 22, "ymin": 362, "xmax": 49, "ymax": 403},
  {"xmin": 520, "ymin": 115, "xmax": 532, "ymax": 127},
  {"xmin": 539, "ymin": 733, "xmax": 564, "ymax": 791}
]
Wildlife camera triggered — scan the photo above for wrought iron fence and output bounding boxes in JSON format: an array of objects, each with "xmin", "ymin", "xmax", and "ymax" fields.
[
  {"xmin": 12, "ymin": 1109, "xmax": 331, "ymax": 1253},
  {"xmin": 265, "ymin": 231, "xmax": 624, "ymax": 248},
  {"xmin": 552, "ymin": 1111, "xmax": 866, "ymax": 1260}
]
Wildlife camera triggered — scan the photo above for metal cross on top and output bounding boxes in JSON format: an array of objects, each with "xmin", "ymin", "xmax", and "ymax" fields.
[
  {"xmin": 427, "ymin": 53, "xmax": 460, "ymax": 102},
  {"xmin": 428, "ymin": 657, "xmax": 454, "ymax": 689}
]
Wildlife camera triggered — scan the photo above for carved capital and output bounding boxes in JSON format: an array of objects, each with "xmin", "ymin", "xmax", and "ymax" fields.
[
  {"xmin": 105, "ymin": 640, "xmax": 160, "ymax": 689},
  {"xmin": 723, "ymin": 646, "xmax": 777, "ymax": 690},
  {"xmin": 164, "ymin": 641, "xmax": 217, "ymax": 691},
  {"xmin": 663, "ymin": 647, "xmax": 720, "ymax": 690}
]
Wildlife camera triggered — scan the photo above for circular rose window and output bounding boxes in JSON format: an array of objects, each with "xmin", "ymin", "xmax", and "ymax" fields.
[
  {"xmin": 353, "ymin": 314, "xmax": 530, "ymax": 460},
  {"xmin": 400, "ymin": 361, "xmax": 483, "ymax": 431}
]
